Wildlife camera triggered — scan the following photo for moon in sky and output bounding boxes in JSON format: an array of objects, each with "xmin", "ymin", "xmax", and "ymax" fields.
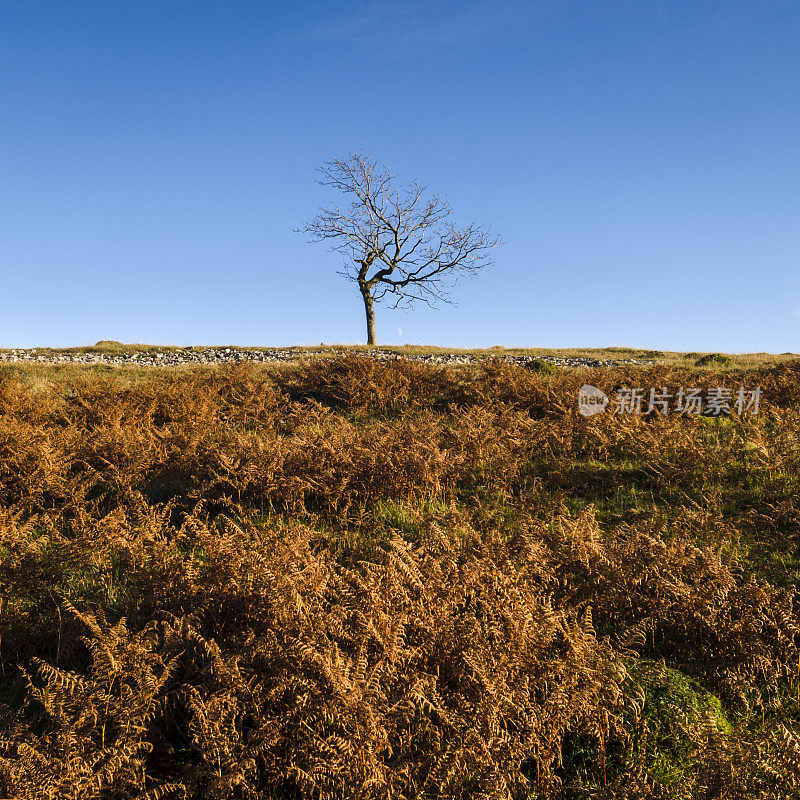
[{"xmin": 397, "ymin": 328, "xmax": 403, "ymax": 337}]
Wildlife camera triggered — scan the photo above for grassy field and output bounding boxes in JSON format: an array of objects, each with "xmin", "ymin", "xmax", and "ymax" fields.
[
  {"xmin": 1, "ymin": 343, "xmax": 799, "ymax": 390},
  {"xmin": 3, "ymin": 341, "xmax": 800, "ymax": 362},
  {"xmin": 1, "ymin": 354, "xmax": 799, "ymax": 798}
]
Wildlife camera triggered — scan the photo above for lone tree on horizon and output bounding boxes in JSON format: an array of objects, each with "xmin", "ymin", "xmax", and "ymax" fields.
[{"xmin": 300, "ymin": 152, "xmax": 500, "ymax": 345}]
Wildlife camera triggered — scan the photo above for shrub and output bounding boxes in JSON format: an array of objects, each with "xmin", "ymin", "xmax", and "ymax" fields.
[
  {"xmin": 525, "ymin": 358, "xmax": 560, "ymax": 375},
  {"xmin": 695, "ymin": 353, "xmax": 733, "ymax": 367}
]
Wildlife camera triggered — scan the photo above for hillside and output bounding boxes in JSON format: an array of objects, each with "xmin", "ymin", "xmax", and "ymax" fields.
[{"xmin": 0, "ymin": 354, "xmax": 799, "ymax": 798}]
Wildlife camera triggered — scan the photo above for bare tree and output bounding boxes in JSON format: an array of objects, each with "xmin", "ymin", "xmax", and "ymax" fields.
[{"xmin": 300, "ymin": 152, "xmax": 500, "ymax": 345}]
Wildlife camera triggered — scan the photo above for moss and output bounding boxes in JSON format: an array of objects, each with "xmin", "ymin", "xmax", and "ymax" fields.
[{"xmin": 627, "ymin": 661, "xmax": 733, "ymax": 785}]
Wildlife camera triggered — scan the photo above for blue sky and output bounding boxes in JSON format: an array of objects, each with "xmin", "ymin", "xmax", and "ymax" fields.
[{"xmin": 1, "ymin": 1, "xmax": 798, "ymax": 351}]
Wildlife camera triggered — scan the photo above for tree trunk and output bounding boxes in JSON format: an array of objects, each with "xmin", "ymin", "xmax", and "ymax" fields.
[{"xmin": 359, "ymin": 282, "xmax": 376, "ymax": 345}]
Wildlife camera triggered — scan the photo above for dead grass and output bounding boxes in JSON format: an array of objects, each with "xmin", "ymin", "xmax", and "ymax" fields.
[
  {"xmin": 2, "ymin": 343, "xmax": 797, "ymax": 377},
  {"xmin": 1, "ymin": 355, "xmax": 799, "ymax": 798}
]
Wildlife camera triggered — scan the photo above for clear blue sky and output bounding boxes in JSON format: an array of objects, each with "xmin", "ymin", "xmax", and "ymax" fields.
[{"xmin": 2, "ymin": 1, "xmax": 798, "ymax": 351}]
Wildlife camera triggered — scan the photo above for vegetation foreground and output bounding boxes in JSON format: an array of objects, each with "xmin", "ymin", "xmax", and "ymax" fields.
[{"xmin": 1, "ymin": 355, "xmax": 799, "ymax": 799}]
